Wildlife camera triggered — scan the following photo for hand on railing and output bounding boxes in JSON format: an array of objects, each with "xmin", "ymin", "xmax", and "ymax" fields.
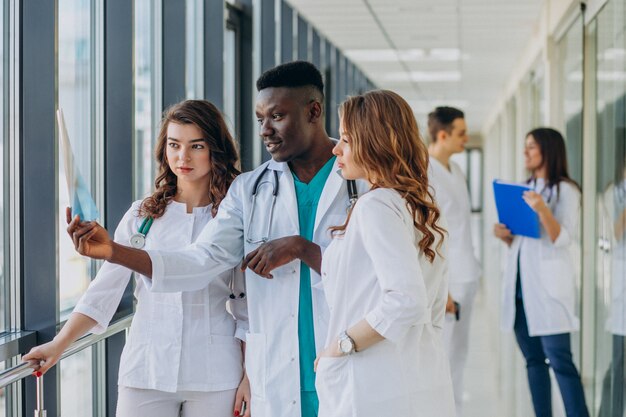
[{"xmin": 22, "ymin": 340, "xmax": 66, "ymax": 375}]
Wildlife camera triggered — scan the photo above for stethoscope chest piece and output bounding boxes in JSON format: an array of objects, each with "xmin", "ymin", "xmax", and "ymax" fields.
[
  {"xmin": 129, "ymin": 233, "xmax": 146, "ymax": 249},
  {"xmin": 129, "ymin": 217, "xmax": 154, "ymax": 249}
]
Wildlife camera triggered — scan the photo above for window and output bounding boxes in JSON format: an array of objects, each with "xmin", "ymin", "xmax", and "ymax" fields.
[
  {"xmin": 593, "ymin": 1, "xmax": 626, "ymax": 414},
  {"xmin": 0, "ymin": 0, "xmax": 6, "ymax": 335},
  {"xmin": 185, "ymin": 0, "xmax": 204, "ymax": 99},
  {"xmin": 60, "ymin": 347, "xmax": 94, "ymax": 417},
  {"xmin": 0, "ymin": 361, "xmax": 5, "ymax": 417},
  {"xmin": 57, "ymin": 0, "xmax": 101, "ymax": 316},
  {"xmin": 134, "ymin": 0, "xmax": 159, "ymax": 199},
  {"xmin": 557, "ymin": 18, "xmax": 584, "ymax": 185}
]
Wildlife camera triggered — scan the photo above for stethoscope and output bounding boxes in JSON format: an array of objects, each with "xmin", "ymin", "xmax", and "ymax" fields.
[
  {"xmin": 246, "ymin": 169, "xmax": 279, "ymax": 244},
  {"xmin": 245, "ymin": 167, "xmax": 359, "ymax": 244},
  {"xmin": 229, "ymin": 271, "xmax": 246, "ymax": 300},
  {"xmin": 129, "ymin": 217, "xmax": 154, "ymax": 249}
]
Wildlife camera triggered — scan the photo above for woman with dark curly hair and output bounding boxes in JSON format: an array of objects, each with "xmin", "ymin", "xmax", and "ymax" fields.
[
  {"xmin": 314, "ymin": 90, "xmax": 454, "ymax": 417},
  {"xmin": 24, "ymin": 100, "xmax": 250, "ymax": 417}
]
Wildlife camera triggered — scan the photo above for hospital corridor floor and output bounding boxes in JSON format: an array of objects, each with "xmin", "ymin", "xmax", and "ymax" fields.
[{"xmin": 463, "ymin": 289, "xmax": 504, "ymax": 417}]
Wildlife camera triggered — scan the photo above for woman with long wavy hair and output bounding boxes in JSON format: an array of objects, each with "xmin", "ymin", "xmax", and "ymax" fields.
[
  {"xmin": 24, "ymin": 100, "xmax": 251, "ymax": 417},
  {"xmin": 313, "ymin": 90, "xmax": 455, "ymax": 417}
]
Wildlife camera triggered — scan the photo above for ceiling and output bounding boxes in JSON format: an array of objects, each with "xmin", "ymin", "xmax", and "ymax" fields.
[{"xmin": 286, "ymin": 0, "xmax": 545, "ymax": 136}]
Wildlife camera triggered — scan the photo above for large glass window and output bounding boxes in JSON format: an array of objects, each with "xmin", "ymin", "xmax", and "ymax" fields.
[
  {"xmin": 593, "ymin": 1, "xmax": 626, "ymax": 414},
  {"xmin": 0, "ymin": 0, "xmax": 6, "ymax": 335},
  {"xmin": 60, "ymin": 347, "xmax": 93, "ymax": 417},
  {"xmin": 557, "ymin": 18, "xmax": 584, "ymax": 185},
  {"xmin": 134, "ymin": 0, "xmax": 158, "ymax": 199},
  {"xmin": 0, "ymin": 361, "xmax": 5, "ymax": 417},
  {"xmin": 185, "ymin": 0, "xmax": 204, "ymax": 99},
  {"xmin": 57, "ymin": 0, "xmax": 100, "ymax": 316}
]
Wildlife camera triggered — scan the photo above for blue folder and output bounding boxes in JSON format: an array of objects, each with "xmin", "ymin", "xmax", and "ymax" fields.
[{"xmin": 492, "ymin": 180, "xmax": 540, "ymax": 238}]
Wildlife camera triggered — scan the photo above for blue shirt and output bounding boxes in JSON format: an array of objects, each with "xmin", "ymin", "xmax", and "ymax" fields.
[{"xmin": 292, "ymin": 156, "xmax": 336, "ymax": 416}]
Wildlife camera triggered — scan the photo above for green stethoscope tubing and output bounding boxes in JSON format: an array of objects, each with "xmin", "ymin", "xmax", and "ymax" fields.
[{"xmin": 138, "ymin": 217, "xmax": 154, "ymax": 236}]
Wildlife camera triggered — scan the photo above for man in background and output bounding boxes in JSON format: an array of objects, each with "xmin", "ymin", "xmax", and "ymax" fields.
[{"xmin": 427, "ymin": 106, "xmax": 482, "ymax": 417}]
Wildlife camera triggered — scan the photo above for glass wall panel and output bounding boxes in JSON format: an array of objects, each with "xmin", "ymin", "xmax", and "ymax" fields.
[
  {"xmin": 224, "ymin": 25, "xmax": 238, "ymax": 139},
  {"xmin": 134, "ymin": 0, "xmax": 156, "ymax": 199},
  {"xmin": 185, "ymin": 0, "xmax": 204, "ymax": 99},
  {"xmin": 558, "ymin": 18, "xmax": 584, "ymax": 185},
  {"xmin": 60, "ymin": 348, "xmax": 93, "ymax": 417},
  {"xmin": 58, "ymin": 0, "xmax": 99, "ymax": 316},
  {"xmin": 0, "ymin": 0, "xmax": 5, "ymax": 335},
  {"xmin": 593, "ymin": 1, "xmax": 626, "ymax": 415},
  {"xmin": 0, "ymin": 360, "xmax": 5, "ymax": 417}
]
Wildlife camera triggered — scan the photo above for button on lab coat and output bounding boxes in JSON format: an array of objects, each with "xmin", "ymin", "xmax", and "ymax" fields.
[
  {"xmin": 147, "ymin": 158, "xmax": 369, "ymax": 417},
  {"xmin": 317, "ymin": 189, "xmax": 455, "ymax": 417},
  {"xmin": 501, "ymin": 179, "xmax": 581, "ymax": 336},
  {"xmin": 74, "ymin": 200, "xmax": 246, "ymax": 392}
]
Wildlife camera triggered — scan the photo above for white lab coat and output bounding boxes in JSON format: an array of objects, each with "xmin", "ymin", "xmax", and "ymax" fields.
[
  {"xmin": 429, "ymin": 157, "xmax": 482, "ymax": 415},
  {"xmin": 428, "ymin": 157, "xmax": 481, "ymax": 284},
  {"xmin": 501, "ymin": 179, "xmax": 581, "ymax": 336},
  {"xmin": 74, "ymin": 200, "xmax": 247, "ymax": 392},
  {"xmin": 316, "ymin": 188, "xmax": 455, "ymax": 417},
  {"xmin": 147, "ymin": 158, "xmax": 369, "ymax": 417}
]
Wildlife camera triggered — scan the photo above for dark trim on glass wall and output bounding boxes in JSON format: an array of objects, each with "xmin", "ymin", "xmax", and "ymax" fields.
[
  {"xmin": 103, "ymin": 1, "xmax": 134, "ymax": 414},
  {"xmin": 19, "ymin": 0, "xmax": 59, "ymax": 414},
  {"xmin": 257, "ymin": 0, "xmax": 275, "ymax": 73},
  {"xmin": 204, "ymin": 0, "xmax": 225, "ymax": 109},
  {"xmin": 280, "ymin": 1, "xmax": 292, "ymax": 63},
  {"xmin": 311, "ymin": 31, "xmax": 320, "ymax": 69},
  {"xmin": 297, "ymin": 15, "xmax": 308, "ymax": 61},
  {"xmin": 162, "ymin": 0, "xmax": 186, "ymax": 107},
  {"xmin": 239, "ymin": 5, "xmax": 257, "ymax": 168}
]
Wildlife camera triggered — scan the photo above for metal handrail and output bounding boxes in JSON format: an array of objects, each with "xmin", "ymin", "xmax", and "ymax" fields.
[{"xmin": 0, "ymin": 315, "xmax": 133, "ymax": 389}]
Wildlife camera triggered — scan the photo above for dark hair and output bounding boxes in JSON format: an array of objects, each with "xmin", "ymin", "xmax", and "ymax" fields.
[
  {"xmin": 427, "ymin": 106, "xmax": 465, "ymax": 142},
  {"xmin": 139, "ymin": 100, "xmax": 240, "ymax": 219},
  {"xmin": 526, "ymin": 127, "xmax": 580, "ymax": 194},
  {"xmin": 256, "ymin": 61, "xmax": 324, "ymax": 97}
]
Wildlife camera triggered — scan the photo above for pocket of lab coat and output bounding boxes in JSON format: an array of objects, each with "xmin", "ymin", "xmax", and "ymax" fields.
[
  {"xmin": 315, "ymin": 356, "xmax": 352, "ymax": 416},
  {"xmin": 541, "ymin": 260, "xmax": 574, "ymax": 301},
  {"xmin": 245, "ymin": 333, "xmax": 267, "ymax": 400}
]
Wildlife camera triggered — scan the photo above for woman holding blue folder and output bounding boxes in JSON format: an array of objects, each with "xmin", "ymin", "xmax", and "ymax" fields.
[{"xmin": 494, "ymin": 127, "xmax": 589, "ymax": 417}]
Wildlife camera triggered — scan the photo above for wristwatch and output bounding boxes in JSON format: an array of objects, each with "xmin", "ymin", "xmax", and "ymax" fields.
[{"xmin": 338, "ymin": 331, "xmax": 356, "ymax": 355}]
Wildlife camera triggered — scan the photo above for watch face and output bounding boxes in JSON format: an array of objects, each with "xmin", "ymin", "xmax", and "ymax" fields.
[
  {"xmin": 129, "ymin": 234, "xmax": 145, "ymax": 249},
  {"xmin": 339, "ymin": 337, "xmax": 353, "ymax": 354}
]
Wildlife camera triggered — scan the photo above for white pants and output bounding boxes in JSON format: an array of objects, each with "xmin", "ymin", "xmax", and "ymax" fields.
[
  {"xmin": 443, "ymin": 281, "xmax": 479, "ymax": 417},
  {"xmin": 116, "ymin": 386, "xmax": 237, "ymax": 417}
]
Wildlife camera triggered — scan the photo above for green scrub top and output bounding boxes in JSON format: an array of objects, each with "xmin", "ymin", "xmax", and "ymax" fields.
[{"xmin": 292, "ymin": 156, "xmax": 336, "ymax": 417}]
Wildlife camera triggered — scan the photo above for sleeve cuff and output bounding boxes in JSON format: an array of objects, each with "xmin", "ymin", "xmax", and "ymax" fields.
[
  {"xmin": 365, "ymin": 310, "xmax": 404, "ymax": 344},
  {"xmin": 146, "ymin": 249, "xmax": 166, "ymax": 292},
  {"xmin": 72, "ymin": 304, "xmax": 109, "ymax": 335}
]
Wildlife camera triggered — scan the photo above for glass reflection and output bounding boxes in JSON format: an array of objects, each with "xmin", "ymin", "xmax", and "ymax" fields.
[
  {"xmin": 595, "ymin": 1, "xmax": 626, "ymax": 415},
  {"xmin": 57, "ymin": 0, "xmax": 96, "ymax": 315}
]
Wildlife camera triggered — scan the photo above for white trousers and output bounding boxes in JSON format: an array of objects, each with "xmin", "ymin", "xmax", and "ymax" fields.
[
  {"xmin": 116, "ymin": 386, "xmax": 237, "ymax": 417},
  {"xmin": 443, "ymin": 281, "xmax": 479, "ymax": 417}
]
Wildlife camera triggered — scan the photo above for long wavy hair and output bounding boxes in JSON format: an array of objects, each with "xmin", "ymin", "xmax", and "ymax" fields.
[
  {"xmin": 139, "ymin": 100, "xmax": 240, "ymax": 219},
  {"xmin": 333, "ymin": 90, "xmax": 446, "ymax": 263}
]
